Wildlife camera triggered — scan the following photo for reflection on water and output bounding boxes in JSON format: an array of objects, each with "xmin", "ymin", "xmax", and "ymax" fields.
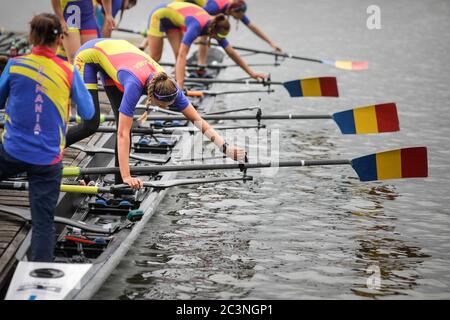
[{"xmin": 349, "ymin": 185, "xmax": 430, "ymax": 298}]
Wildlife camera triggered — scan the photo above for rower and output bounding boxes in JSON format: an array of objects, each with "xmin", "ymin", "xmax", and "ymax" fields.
[
  {"xmin": 67, "ymin": 38, "xmax": 246, "ymax": 189},
  {"xmin": 50, "ymin": 0, "xmax": 115, "ymax": 63},
  {"xmin": 145, "ymin": 1, "xmax": 267, "ymax": 88},
  {"xmin": 0, "ymin": 13, "xmax": 95, "ymax": 262},
  {"xmin": 176, "ymin": 0, "xmax": 282, "ymax": 72},
  {"xmin": 95, "ymin": 0, "xmax": 138, "ymax": 38}
]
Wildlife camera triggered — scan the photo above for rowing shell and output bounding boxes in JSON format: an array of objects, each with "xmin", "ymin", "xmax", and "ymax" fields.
[{"xmin": 3, "ymin": 48, "xmax": 226, "ymax": 300}]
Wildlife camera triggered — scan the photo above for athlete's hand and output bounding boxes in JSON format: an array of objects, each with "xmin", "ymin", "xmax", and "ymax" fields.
[
  {"xmin": 104, "ymin": 14, "xmax": 116, "ymax": 31},
  {"xmin": 60, "ymin": 20, "xmax": 69, "ymax": 36},
  {"xmin": 250, "ymin": 71, "xmax": 268, "ymax": 82},
  {"xmin": 123, "ymin": 176, "xmax": 143, "ymax": 190},
  {"xmin": 271, "ymin": 43, "xmax": 283, "ymax": 53},
  {"xmin": 226, "ymin": 146, "xmax": 246, "ymax": 162}
]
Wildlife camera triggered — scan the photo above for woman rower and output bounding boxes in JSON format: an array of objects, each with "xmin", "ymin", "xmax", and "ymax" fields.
[
  {"xmin": 146, "ymin": 1, "xmax": 267, "ymax": 88},
  {"xmin": 51, "ymin": 0, "xmax": 115, "ymax": 63},
  {"xmin": 96, "ymin": 0, "xmax": 138, "ymax": 38},
  {"xmin": 177, "ymin": 0, "xmax": 282, "ymax": 54},
  {"xmin": 0, "ymin": 13, "xmax": 95, "ymax": 262},
  {"xmin": 67, "ymin": 38, "xmax": 245, "ymax": 189}
]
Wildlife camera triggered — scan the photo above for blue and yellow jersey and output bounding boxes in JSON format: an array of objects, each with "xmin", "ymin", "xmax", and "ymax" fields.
[
  {"xmin": 0, "ymin": 46, "xmax": 94, "ymax": 165},
  {"xmin": 60, "ymin": 0, "xmax": 99, "ymax": 35},
  {"xmin": 148, "ymin": 2, "xmax": 229, "ymax": 48},
  {"xmin": 75, "ymin": 38, "xmax": 190, "ymax": 117},
  {"xmin": 176, "ymin": 0, "xmax": 251, "ymax": 25}
]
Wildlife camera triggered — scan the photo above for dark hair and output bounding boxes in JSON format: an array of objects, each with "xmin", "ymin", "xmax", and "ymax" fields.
[
  {"xmin": 229, "ymin": 0, "xmax": 247, "ymax": 13},
  {"xmin": 118, "ymin": 0, "xmax": 137, "ymax": 26},
  {"xmin": 207, "ymin": 14, "xmax": 230, "ymax": 45},
  {"xmin": 29, "ymin": 13, "xmax": 63, "ymax": 46}
]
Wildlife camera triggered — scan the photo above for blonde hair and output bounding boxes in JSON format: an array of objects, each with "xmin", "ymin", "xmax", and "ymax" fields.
[
  {"xmin": 145, "ymin": 72, "xmax": 178, "ymax": 106},
  {"xmin": 138, "ymin": 72, "xmax": 178, "ymax": 124}
]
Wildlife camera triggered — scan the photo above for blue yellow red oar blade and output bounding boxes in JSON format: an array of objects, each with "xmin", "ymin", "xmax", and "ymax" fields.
[
  {"xmin": 332, "ymin": 103, "xmax": 400, "ymax": 134},
  {"xmin": 321, "ymin": 60, "xmax": 369, "ymax": 71},
  {"xmin": 351, "ymin": 147, "xmax": 428, "ymax": 182},
  {"xmin": 282, "ymin": 77, "xmax": 339, "ymax": 97}
]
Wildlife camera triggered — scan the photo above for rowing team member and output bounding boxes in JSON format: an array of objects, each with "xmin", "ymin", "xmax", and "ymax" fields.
[
  {"xmin": 68, "ymin": 38, "xmax": 246, "ymax": 189},
  {"xmin": 176, "ymin": 0, "xmax": 282, "ymax": 52},
  {"xmin": 146, "ymin": 1, "xmax": 267, "ymax": 88},
  {"xmin": 0, "ymin": 14, "xmax": 95, "ymax": 262},
  {"xmin": 95, "ymin": 0, "xmax": 137, "ymax": 38},
  {"xmin": 51, "ymin": 0, "xmax": 115, "ymax": 63}
]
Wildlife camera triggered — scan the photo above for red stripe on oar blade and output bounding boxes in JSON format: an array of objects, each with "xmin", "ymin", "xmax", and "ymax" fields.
[
  {"xmin": 319, "ymin": 77, "xmax": 339, "ymax": 97},
  {"xmin": 375, "ymin": 103, "xmax": 400, "ymax": 133},
  {"xmin": 352, "ymin": 61, "xmax": 369, "ymax": 70},
  {"xmin": 401, "ymin": 147, "xmax": 428, "ymax": 178}
]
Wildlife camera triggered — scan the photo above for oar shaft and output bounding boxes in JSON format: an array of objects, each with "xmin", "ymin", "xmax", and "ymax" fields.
[
  {"xmin": 72, "ymin": 112, "xmax": 326, "ymax": 122},
  {"xmin": 144, "ymin": 114, "xmax": 332, "ymax": 121},
  {"xmin": 185, "ymin": 78, "xmax": 282, "ymax": 85},
  {"xmin": 64, "ymin": 159, "xmax": 352, "ymax": 177},
  {"xmin": 207, "ymin": 42, "xmax": 321, "ymax": 63}
]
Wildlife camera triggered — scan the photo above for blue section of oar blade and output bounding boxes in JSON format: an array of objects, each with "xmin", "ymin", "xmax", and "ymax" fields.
[
  {"xmin": 351, "ymin": 154, "xmax": 378, "ymax": 182},
  {"xmin": 332, "ymin": 109, "xmax": 356, "ymax": 134},
  {"xmin": 283, "ymin": 80, "xmax": 303, "ymax": 97}
]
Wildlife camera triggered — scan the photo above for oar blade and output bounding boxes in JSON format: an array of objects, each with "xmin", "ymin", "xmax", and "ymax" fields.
[
  {"xmin": 351, "ymin": 147, "xmax": 428, "ymax": 182},
  {"xmin": 332, "ymin": 103, "xmax": 400, "ymax": 134},
  {"xmin": 283, "ymin": 77, "xmax": 339, "ymax": 97},
  {"xmin": 322, "ymin": 60, "xmax": 369, "ymax": 70}
]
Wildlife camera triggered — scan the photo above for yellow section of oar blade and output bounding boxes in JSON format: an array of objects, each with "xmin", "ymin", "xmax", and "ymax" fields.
[
  {"xmin": 354, "ymin": 105, "xmax": 378, "ymax": 134},
  {"xmin": 335, "ymin": 60, "xmax": 354, "ymax": 70},
  {"xmin": 376, "ymin": 149, "xmax": 402, "ymax": 180},
  {"xmin": 60, "ymin": 185, "xmax": 99, "ymax": 194},
  {"xmin": 300, "ymin": 78, "xmax": 322, "ymax": 96}
]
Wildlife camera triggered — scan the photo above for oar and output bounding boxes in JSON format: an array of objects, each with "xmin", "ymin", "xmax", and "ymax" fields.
[
  {"xmin": 0, "ymin": 121, "xmax": 262, "ymax": 133},
  {"xmin": 63, "ymin": 147, "xmax": 428, "ymax": 182},
  {"xmin": 185, "ymin": 89, "xmax": 275, "ymax": 97},
  {"xmin": 185, "ymin": 76, "xmax": 339, "ymax": 97},
  {"xmin": 132, "ymin": 103, "xmax": 401, "ymax": 135},
  {"xmin": 68, "ymin": 144, "xmax": 171, "ymax": 164},
  {"xmin": 0, "ymin": 203, "xmax": 114, "ymax": 234},
  {"xmin": 160, "ymin": 61, "xmax": 281, "ymax": 70},
  {"xmin": 0, "ymin": 176, "xmax": 252, "ymax": 195},
  {"xmin": 89, "ymin": 124, "xmax": 265, "ymax": 134},
  {"xmin": 114, "ymin": 27, "xmax": 148, "ymax": 37},
  {"xmin": 205, "ymin": 43, "xmax": 368, "ymax": 71}
]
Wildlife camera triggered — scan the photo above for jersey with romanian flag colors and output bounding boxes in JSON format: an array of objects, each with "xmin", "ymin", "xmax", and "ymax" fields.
[
  {"xmin": 148, "ymin": 2, "xmax": 229, "ymax": 48},
  {"xmin": 175, "ymin": 0, "xmax": 251, "ymax": 25},
  {"xmin": 0, "ymin": 46, "xmax": 94, "ymax": 165},
  {"xmin": 75, "ymin": 38, "xmax": 190, "ymax": 117}
]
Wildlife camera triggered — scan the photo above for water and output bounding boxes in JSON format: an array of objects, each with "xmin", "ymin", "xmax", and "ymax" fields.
[
  {"xmin": 93, "ymin": 0, "xmax": 450, "ymax": 300},
  {"xmin": 1, "ymin": 0, "xmax": 448, "ymax": 299}
]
